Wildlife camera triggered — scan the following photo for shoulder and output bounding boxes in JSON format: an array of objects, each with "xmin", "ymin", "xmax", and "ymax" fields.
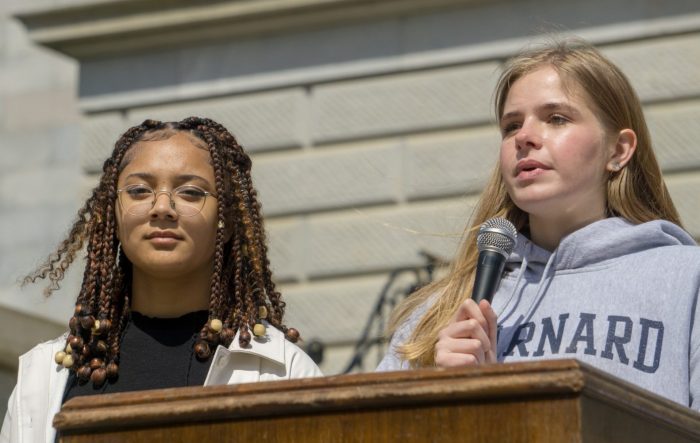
[
  {"xmin": 631, "ymin": 243, "xmax": 700, "ymax": 267},
  {"xmin": 395, "ymin": 293, "xmax": 439, "ymax": 339},
  {"xmin": 7, "ymin": 334, "xmax": 69, "ymax": 443},
  {"xmin": 18, "ymin": 333, "xmax": 67, "ymax": 369},
  {"xmin": 16, "ymin": 333, "xmax": 68, "ymax": 392},
  {"xmin": 266, "ymin": 325, "xmax": 323, "ymax": 377},
  {"xmin": 618, "ymin": 219, "xmax": 700, "ymax": 264},
  {"xmin": 376, "ymin": 293, "xmax": 439, "ymax": 372}
]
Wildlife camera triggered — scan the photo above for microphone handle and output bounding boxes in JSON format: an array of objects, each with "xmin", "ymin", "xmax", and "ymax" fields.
[{"xmin": 471, "ymin": 250, "xmax": 507, "ymax": 303}]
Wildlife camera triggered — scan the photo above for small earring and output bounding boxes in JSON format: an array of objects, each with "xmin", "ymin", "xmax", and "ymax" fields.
[
  {"xmin": 217, "ymin": 220, "xmax": 225, "ymax": 230},
  {"xmin": 611, "ymin": 162, "xmax": 622, "ymax": 172}
]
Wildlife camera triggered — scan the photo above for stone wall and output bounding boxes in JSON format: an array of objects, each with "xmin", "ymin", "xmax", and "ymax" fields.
[{"xmin": 1, "ymin": 1, "xmax": 699, "ymax": 423}]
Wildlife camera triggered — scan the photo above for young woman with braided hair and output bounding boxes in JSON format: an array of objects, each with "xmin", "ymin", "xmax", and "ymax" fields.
[{"xmin": 1, "ymin": 117, "xmax": 321, "ymax": 443}]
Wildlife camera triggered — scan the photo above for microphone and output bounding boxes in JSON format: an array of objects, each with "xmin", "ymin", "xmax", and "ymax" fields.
[{"xmin": 471, "ymin": 218, "xmax": 517, "ymax": 303}]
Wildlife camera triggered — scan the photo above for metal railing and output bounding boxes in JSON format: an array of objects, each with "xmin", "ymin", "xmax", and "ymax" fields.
[{"xmin": 303, "ymin": 251, "xmax": 446, "ymax": 373}]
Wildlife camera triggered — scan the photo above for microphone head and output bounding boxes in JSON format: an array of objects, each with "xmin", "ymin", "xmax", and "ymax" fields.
[{"xmin": 476, "ymin": 218, "xmax": 517, "ymax": 258}]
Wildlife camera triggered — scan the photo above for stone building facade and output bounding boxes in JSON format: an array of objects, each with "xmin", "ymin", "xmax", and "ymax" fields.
[{"xmin": 1, "ymin": 0, "xmax": 699, "ymax": 417}]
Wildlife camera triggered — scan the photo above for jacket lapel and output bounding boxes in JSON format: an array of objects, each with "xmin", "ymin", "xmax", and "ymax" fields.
[{"xmin": 204, "ymin": 322, "xmax": 286, "ymax": 386}]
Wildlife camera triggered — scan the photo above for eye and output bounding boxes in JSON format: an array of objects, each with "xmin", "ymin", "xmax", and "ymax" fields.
[
  {"xmin": 501, "ymin": 121, "xmax": 521, "ymax": 137},
  {"xmin": 175, "ymin": 186, "xmax": 207, "ymax": 202},
  {"xmin": 124, "ymin": 185, "xmax": 153, "ymax": 200},
  {"xmin": 549, "ymin": 114, "xmax": 569, "ymax": 125}
]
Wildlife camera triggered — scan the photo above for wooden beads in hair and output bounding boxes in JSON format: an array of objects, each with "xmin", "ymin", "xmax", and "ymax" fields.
[
  {"xmin": 285, "ymin": 328, "xmax": 300, "ymax": 343},
  {"xmin": 194, "ymin": 342, "xmax": 211, "ymax": 360},
  {"xmin": 239, "ymin": 329, "xmax": 252, "ymax": 348},
  {"xmin": 58, "ymin": 303, "xmax": 116, "ymax": 386}
]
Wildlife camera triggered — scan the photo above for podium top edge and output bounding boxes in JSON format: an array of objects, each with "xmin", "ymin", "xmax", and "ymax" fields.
[{"xmin": 55, "ymin": 359, "xmax": 700, "ymax": 437}]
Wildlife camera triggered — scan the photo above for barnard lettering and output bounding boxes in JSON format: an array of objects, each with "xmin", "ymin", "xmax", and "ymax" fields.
[{"xmin": 500, "ymin": 313, "xmax": 663, "ymax": 373}]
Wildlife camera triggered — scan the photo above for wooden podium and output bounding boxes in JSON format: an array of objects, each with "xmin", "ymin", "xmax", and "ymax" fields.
[{"xmin": 54, "ymin": 359, "xmax": 700, "ymax": 442}]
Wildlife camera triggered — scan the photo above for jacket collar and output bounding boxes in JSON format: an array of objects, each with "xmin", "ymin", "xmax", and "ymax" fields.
[{"xmin": 224, "ymin": 320, "xmax": 286, "ymax": 365}]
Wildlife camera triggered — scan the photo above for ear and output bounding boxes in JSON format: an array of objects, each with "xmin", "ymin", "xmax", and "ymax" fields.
[{"xmin": 606, "ymin": 129, "xmax": 637, "ymax": 172}]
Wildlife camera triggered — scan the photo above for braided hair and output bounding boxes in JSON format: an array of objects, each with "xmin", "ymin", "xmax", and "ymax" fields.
[{"xmin": 24, "ymin": 117, "xmax": 298, "ymax": 386}]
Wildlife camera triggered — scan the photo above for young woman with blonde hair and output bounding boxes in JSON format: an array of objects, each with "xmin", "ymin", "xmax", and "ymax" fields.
[{"xmin": 377, "ymin": 39, "xmax": 700, "ymax": 410}]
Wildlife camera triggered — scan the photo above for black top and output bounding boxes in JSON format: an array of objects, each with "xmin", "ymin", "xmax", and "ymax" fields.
[{"xmin": 62, "ymin": 310, "xmax": 213, "ymax": 405}]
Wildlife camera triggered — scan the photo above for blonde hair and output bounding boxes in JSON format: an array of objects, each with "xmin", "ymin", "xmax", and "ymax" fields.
[{"xmin": 389, "ymin": 38, "xmax": 681, "ymax": 368}]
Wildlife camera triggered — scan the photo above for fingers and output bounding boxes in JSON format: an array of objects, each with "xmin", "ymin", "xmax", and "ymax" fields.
[
  {"xmin": 480, "ymin": 299, "xmax": 498, "ymax": 364},
  {"xmin": 435, "ymin": 299, "xmax": 498, "ymax": 368},
  {"xmin": 439, "ymin": 316, "xmax": 492, "ymax": 346},
  {"xmin": 452, "ymin": 299, "xmax": 490, "ymax": 334},
  {"xmin": 434, "ymin": 336, "xmax": 486, "ymax": 367}
]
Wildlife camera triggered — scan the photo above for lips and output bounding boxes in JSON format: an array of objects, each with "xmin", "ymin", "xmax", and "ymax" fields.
[
  {"xmin": 515, "ymin": 159, "xmax": 551, "ymax": 177},
  {"xmin": 145, "ymin": 231, "xmax": 183, "ymax": 240}
]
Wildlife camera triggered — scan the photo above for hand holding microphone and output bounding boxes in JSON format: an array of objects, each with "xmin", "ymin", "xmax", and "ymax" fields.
[{"xmin": 434, "ymin": 218, "xmax": 516, "ymax": 368}]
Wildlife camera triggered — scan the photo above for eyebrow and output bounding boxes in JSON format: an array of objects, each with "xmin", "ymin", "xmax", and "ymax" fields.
[
  {"xmin": 501, "ymin": 102, "xmax": 581, "ymax": 121},
  {"xmin": 123, "ymin": 172, "xmax": 213, "ymax": 187}
]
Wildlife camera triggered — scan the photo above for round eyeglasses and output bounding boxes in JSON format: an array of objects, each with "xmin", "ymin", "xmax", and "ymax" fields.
[{"xmin": 117, "ymin": 184, "xmax": 217, "ymax": 217}]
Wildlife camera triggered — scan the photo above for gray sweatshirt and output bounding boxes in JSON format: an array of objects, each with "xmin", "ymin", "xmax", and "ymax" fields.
[{"xmin": 377, "ymin": 217, "xmax": 700, "ymax": 410}]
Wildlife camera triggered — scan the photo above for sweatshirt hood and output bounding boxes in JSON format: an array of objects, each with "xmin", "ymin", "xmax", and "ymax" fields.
[{"xmin": 507, "ymin": 217, "xmax": 696, "ymax": 273}]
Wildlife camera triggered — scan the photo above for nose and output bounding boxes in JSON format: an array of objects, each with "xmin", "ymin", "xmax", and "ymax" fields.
[
  {"xmin": 149, "ymin": 190, "xmax": 177, "ymax": 220},
  {"xmin": 514, "ymin": 119, "xmax": 542, "ymax": 151}
]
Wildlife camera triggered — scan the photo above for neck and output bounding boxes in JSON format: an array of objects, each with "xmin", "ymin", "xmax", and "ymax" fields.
[
  {"xmin": 528, "ymin": 209, "xmax": 607, "ymax": 251},
  {"xmin": 130, "ymin": 269, "xmax": 210, "ymax": 318}
]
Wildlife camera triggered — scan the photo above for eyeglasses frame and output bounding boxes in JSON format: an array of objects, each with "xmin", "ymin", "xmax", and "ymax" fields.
[{"xmin": 116, "ymin": 184, "xmax": 218, "ymax": 217}]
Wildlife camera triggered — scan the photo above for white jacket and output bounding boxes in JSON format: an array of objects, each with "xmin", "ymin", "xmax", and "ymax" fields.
[{"xmin": 0, "ymin": 323, "xmax": 322, "ymax": 443}]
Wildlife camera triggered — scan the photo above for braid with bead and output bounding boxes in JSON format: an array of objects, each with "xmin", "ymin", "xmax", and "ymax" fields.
[{"xmin": 27, "ymin": 117, "xmax": 298, "ymax": 387}]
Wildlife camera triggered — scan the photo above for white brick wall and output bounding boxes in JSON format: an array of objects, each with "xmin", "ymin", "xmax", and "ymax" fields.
[
  {"xmin": 281, "ymin": 276, "xmax": 388, "ymax": 344},
  {"xmin": 129, "ymin": 89, "xmax": 308, "ymax": 152},
  {"xmin": 266, "ymin": 218, "xmax": 305, "ymax": 283},
  {"xmin": 80, "ymin": 112, "xmax": 127, "ymax": 173},
  {"xmin": 81, "ymin": 89, "xmax": 309, "ymax": 173},
  {"xmin": 305, "ymin": 200, "xmax": 470, "ymax": 278},
  {"xmin": 253, "ymin": 142, "xmax": 402, "ymax": 216},
  {"xmin": 267, "ymin": 199, "xmax": 471, "ymax": 283},
  {"xmin": 281, "ymin": 273, "xmax": 421, "ymax": 373},
  {"xmin": 667, "ymin": 173, "xmax": 700, "ymax": 238},
  {"xmin": 604, "ymin": 34, "xmax": 700, "ymax": 103},
  {"xmin": 312, "ymin": 63, "xmax": 500, "ymax": 144},
  {"xmin": 403, "ymin": 128, "xmax": 501, "ymax": 200},
  {"xmin": 647, "ymin": 101, "xmax": 700, "ymax": 172}
]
